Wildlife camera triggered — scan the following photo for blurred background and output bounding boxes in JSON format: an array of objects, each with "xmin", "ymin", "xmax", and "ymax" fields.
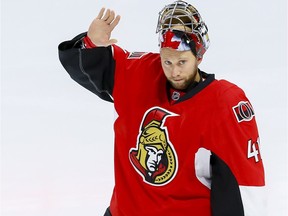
[{"xmin": 1, "ymin": 0, "xmax": 287, "ymax": 215}]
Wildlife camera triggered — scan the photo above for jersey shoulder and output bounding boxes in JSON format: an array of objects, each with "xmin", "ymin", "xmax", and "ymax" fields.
[
  {"xmin": 112, "ymin": 44, "xmax": 159, "ymax": 61},
  {"xmin": 213, "ymin": 79, "xmax": 247, "ymax": 104}
]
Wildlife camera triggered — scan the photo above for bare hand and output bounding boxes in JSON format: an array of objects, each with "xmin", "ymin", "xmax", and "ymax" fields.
[{"xmin": 87, "ymin": 8, "xmax": 121, "ymax": 47}]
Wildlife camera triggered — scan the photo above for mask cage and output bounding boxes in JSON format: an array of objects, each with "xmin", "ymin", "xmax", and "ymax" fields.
[{"xmin": 156, "ymin": 0, "xmax": 210, "ymax": 56}]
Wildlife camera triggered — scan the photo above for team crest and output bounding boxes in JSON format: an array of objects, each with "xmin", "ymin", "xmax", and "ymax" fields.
[
  {"xmin": 232, "ymin": 101, "xmax": 255, "ymax": 122},
  {"xmin": 129, "ymin": 107, "xmax": 178, "ymax": 186}
]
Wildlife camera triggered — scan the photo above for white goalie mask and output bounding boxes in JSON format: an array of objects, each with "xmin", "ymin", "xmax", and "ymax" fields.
[{"xmin": 156, "ymin": 0, "xmax": 210, "ymax": 58}]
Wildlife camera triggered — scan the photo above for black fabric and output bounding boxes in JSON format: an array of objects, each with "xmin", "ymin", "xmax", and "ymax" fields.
[
  {"xmin": 188, "ymin": 40, "xmax": 197, "ymax": 57},
  {"xmin": 103, "ymin": 207, "xmax": 112, "ymax": 216},
  {"xmin": 210, "ymin": 153, "xmax": 244, "ymax": 216},
  {"xmin": 58, "ymin": 33, "xmax": 115, "ymax": 102}
]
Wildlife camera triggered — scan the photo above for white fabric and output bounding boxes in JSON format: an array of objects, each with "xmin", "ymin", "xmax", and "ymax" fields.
[
  {"xmin": 195, "ymin": 147, "xmax": 212, "ymax": 189},
  {"xmin": 239, "ymin": 185, "xmax": 267, "ymax": 216}
]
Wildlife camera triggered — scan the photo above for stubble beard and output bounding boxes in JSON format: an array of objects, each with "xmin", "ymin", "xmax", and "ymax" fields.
[{"xmin": 170, "ymin": 69, "xmax": 199, "ymax": 90}]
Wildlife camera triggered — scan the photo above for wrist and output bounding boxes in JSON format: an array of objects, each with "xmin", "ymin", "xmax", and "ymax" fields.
[{"xmin": 83, "ymin": 36, "xmax": 97, "ymax": 48}]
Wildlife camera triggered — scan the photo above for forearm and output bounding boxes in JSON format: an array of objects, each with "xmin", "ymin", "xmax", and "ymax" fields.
[{"xmin": 58, "ymin": 33, "xmax": 115, "ymax": 102}]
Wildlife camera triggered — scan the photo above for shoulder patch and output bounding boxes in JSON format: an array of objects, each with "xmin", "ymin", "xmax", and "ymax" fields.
[
  {"xmin": 128, "ymin": 52, "xmax": 148, "ymax": 59},
  {"xmin": 232, "ymin": 101, "xmax": 255, "ymax": 122}
]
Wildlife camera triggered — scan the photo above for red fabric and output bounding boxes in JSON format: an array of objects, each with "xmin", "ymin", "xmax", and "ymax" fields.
[
  {"xmin": 83, "ymin": 36, "xmax": 96, "ymax": 48},
  {"xmin": 142, "ymin": 108, "xmax": 169, "ymax": 129},
  {"xmin": 161, "ymin": 30, "xmax": 182, "ymax": 50},
  {"xmin": 108, "ymin": 45, "xmax": 265, "ymax": 216}
]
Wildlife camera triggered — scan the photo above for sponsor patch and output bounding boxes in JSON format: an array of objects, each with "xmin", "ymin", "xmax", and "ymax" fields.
[{"xmin": 232, "ymin": 101, "xmax": 255, "ymax": 122}]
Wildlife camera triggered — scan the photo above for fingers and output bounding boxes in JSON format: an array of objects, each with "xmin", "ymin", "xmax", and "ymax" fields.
[
  {"xmin": 96, "ymin": 8, "xmax": 105, "ymax": 19},
  {"xmin": 96, "ymin": 8, "xmax": 111, "ymax": 22},
  {"xmin": 96, "ymin": 8, "xmax": 120, "ymax": 25},
  {"xmin": 110, "ymin": 15, "xmax": 121, "ymax": 30},
  {"xmin": 102, "ymin": 9, "xmax": 111, "ymax": 21},
  {"xmin": 106, "ymin": 10, "xmax": 115, "ymax": 24}
]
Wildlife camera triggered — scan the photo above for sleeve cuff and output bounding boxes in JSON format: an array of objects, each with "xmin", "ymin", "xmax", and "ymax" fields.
[{"xmin": 83, "ymin": 36, "xmax": 97, "ymax": 48}]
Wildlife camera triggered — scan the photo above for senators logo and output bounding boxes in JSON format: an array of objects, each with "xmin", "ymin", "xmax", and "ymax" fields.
[
  {"xmin": 233, "ymin": 101, "xmax": 255, "ymax": 122},
  {"xmin": 129, "ymin": 107, "xmax": 178, "ymax": 186}
]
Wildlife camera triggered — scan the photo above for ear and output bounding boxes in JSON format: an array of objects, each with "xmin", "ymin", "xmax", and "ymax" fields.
[{"xmin": 197, "ymin": 57, "xmax": 203, "ymax": 66}]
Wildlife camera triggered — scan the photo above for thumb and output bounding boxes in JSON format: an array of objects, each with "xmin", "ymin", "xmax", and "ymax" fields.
[{"xmin": 107, "ymin": 38, "xmax": 118, "ymax": 46}]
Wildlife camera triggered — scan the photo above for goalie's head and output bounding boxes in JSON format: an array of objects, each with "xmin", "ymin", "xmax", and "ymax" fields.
[{"xmin": 156, "ymin": 0, "xmax": 210, "ymax": 58}]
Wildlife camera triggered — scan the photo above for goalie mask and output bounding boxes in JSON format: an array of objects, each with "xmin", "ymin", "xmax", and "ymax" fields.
[{"xmin": 156, "ymin": 0, "xmax": 210, "ymax": 58}]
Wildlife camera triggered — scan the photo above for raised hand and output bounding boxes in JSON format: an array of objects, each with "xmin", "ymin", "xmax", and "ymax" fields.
[{"xmin": 87, "ymin": 8, "xmax": 121, "ymax": 47}]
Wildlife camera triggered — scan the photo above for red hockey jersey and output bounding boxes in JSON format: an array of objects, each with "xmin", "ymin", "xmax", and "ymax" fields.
[
  {"xmin": 110, "ymin": 45, "xmax": 265, "ymax": 216},
  {"xmin": 58, "ymin": 34, "xmax": 266, "ymax": 216}
]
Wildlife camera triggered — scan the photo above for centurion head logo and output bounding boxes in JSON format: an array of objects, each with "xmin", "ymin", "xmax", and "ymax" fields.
[{"xmin": 129, "ymin": 107, "xmax": 178, "ymax": 186}]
